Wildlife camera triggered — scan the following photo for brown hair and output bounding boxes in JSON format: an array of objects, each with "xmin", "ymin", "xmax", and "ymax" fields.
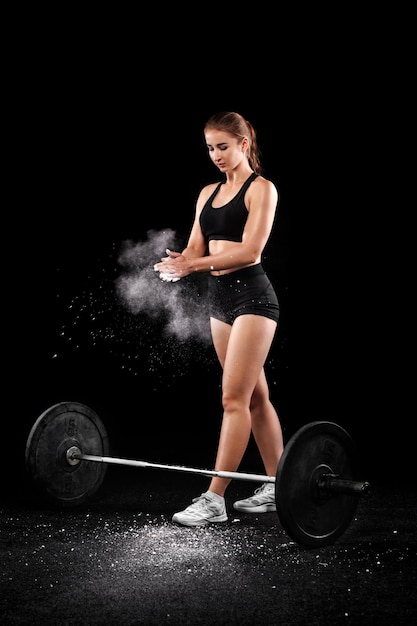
[{"xmin": 204, "ymin": 111, "xmax": 263, "ymax": 175}]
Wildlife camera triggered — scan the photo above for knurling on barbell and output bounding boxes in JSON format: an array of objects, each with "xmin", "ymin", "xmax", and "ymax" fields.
[{"xmin": 25, "ymin": 401, "xmax": 370, "ymax": 548}]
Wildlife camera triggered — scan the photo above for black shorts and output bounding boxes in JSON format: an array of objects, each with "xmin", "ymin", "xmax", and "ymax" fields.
[{"xmin": 208, "ymin": 264, "xmax": 280, "ymax": 325}]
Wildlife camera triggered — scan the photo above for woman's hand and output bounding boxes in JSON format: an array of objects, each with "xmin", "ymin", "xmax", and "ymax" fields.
[{"xmin": 154, "ymin": 249, "xmax": 185, "ymax": 282}]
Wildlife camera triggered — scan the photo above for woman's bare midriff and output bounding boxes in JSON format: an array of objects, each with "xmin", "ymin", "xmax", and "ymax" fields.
[{"xmin": 208, "ymin": 240, "xmax": 261, "ymax": 276}]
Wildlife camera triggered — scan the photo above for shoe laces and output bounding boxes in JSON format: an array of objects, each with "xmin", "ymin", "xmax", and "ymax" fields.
[
  {"xmin": 255, "ymin": 483, "xmax": 274, "ymax": 496},
  {"xmin": 190, "ymin": 493, "xmax": 212, "ymax": 509}
]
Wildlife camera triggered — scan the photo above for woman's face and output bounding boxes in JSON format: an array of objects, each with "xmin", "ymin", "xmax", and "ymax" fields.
[{"xmin": 205, "ymin": 129, "xmax": 247, "ymax": 173}]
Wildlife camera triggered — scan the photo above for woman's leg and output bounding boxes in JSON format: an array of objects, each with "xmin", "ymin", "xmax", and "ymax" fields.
[
  {"xmin": 208, "ymin": 314, "xmax": 280, "ymax": 497},
  {"xmin": 249, "ymin": 369, "xmax": 284, "ymax": 477}
]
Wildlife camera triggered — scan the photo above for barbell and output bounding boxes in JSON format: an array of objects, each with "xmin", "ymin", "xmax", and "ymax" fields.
[{"xmin": 25, "ymin": 401, "xmax": 370, "ymax": 548}]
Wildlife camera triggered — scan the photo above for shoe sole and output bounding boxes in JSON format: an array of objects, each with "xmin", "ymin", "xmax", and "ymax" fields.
[
  {"xmin": 233, "ymin": 504, "xmax": 276, "ymax": 513},
  {"xmin": 172, "ymin": 514, "xmax": 228, "ymax": 527}
]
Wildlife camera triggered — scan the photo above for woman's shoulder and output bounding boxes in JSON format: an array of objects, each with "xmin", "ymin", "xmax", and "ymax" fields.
[
  {"xmin": 249, "ymin": 174, "xmax": 279, "ymax": 205},
  {"xmin": 252, "ymin": 173, "xmax": 275, "ymax": 187},
  {"xmin": 204, "ymin": 180, "xmax": 223, "ymax": 192},
  {"xmin": 251, "ymin": 174, "xmax": 278, "ymax": 193},
  {"xmin": 198, "ymin": 180, "xmax": 222, "ymax": 201}
]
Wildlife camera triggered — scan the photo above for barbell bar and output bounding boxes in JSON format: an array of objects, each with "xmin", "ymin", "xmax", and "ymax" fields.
[
  {"xmin": 25, "ymin": 401, "xmax": 370, "ymax": 548},
  {"xmin": 66, "ymin": 448, "xmax": 276, "ymax": 483}
]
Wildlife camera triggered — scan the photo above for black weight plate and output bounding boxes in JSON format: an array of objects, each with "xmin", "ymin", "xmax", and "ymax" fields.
[
  {"xmin": 25, "ymin": 401, "xmax": 109, "ymax": 507},
  {"xmin": 275, "ymin": 421, "xmax": 360, "ymax": 548}
]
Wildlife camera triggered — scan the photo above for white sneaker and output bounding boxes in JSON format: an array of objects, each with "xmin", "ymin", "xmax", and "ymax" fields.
[
  {"xmin": 233, "ymin": 483, "xmax": 276, "ymax": 513},
  {"xmin": 172, "ymin": 491, "xmax": 228, "ymax": 527}
]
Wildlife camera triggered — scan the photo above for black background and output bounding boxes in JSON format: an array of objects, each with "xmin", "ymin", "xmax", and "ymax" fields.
[{"xmin": 7, "ymin": 23, "xmax": 408, "ymax": 497}]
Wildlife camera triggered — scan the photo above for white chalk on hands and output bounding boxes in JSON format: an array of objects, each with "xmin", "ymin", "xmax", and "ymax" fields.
[
  {"xmin": 153, "ymin": 265, "xmax": 180, "ymax": 282},
  {"xmin": 159, "ymin": 272, "xmax": 180, "ymax": 282}
]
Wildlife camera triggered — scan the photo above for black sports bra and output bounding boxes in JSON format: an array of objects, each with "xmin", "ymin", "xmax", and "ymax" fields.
[{"xmin": 199, "ymin": 172, "xmax": 258, "ymax": 242}]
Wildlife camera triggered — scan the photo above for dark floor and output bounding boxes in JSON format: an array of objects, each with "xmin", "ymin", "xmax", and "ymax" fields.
[{"xmin": 1, "ymin": 465, "xmax": 416, "ymax": 626}]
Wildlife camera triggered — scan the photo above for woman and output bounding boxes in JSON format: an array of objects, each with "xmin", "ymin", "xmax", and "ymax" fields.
[{"xmin": 154, "ymin": 111, "xmax": 284, "ymax": 526}]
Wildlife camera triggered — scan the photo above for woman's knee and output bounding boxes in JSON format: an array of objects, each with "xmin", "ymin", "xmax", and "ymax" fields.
[{"xmin": 221, "ymin": 391, "xmax": 248, "ymax": 414}]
